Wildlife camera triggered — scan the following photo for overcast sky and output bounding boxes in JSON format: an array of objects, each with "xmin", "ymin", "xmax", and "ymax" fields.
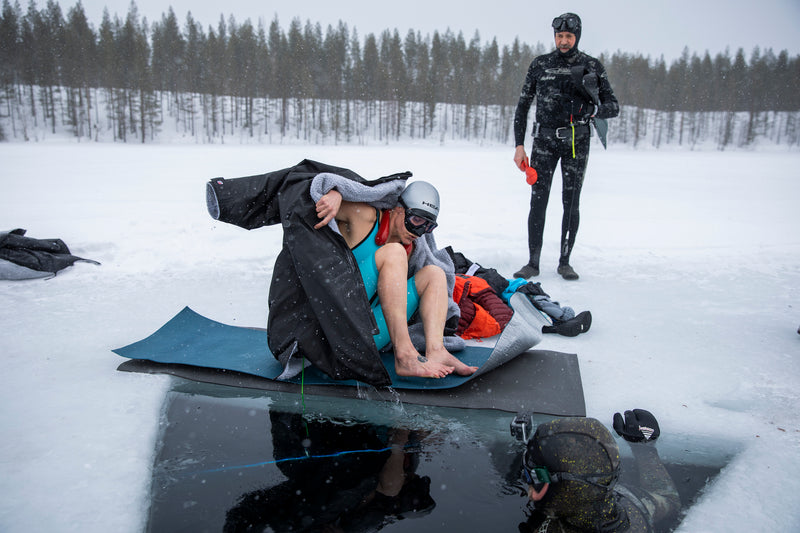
[{"xmin": 61, "ymin": 0, "xmax": 800, "ymax": 63}]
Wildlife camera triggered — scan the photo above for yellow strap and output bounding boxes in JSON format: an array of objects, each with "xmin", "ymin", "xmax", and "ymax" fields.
[{"xmin": 571, "ymin": 123, "xmax": 576, "ymax": 158}]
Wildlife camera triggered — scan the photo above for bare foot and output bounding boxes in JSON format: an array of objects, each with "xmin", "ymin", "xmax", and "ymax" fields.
[
  {"xmin": 425, "ymin": 345, "xmax": 478, "ymax": 376},
  {"xmin": 394, "ymin": 348, "xmax": 454, "ymax": 378}
]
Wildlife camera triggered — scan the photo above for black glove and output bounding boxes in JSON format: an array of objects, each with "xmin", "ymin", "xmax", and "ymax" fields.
[
  {"xmin": 613, "ymin": 409, "xmax": 660, "ymax": 443},
  {"xmin": 581, "ymin": 102, "xmax": 595, "ymax": 119}
]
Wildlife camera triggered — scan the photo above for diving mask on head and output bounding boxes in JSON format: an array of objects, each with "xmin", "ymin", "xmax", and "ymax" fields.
[{"xmin": 552, "ymin": 14, "xmax": 579, "ymax": 33}]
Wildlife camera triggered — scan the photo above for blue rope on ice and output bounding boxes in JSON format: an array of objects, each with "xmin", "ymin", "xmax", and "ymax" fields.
[{"xmin": 188, "ymin": 446, "xmax": 402, "ymax": 475}]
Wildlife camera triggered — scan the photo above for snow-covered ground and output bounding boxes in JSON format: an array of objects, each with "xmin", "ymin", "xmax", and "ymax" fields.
[{"xmin": 1, "ymin": 141, "xmax": 798, "ymax": 531}]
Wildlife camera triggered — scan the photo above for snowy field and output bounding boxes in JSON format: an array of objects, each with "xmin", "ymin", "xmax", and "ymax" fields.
[{"xmin": 1, "ymin": 141, "xmax": 799, "ymax": 531}]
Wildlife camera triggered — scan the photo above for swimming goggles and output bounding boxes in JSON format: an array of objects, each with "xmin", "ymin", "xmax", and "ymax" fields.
[
  {"xmin": 401, "ymin": 207, "xmax": 438, "ymax": 236},
  {"xmin": 406, "ymin": 209, "xmax": 438, "ymax": 237}
]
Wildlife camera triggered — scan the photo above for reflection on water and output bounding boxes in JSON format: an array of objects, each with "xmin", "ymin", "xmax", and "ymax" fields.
[
  {"xmin": 147, "ymin": 382, "xmax": 737, "ymax": 532},
  {"xmin": 225, "ymin": 414, "xmax": 435, "ymax": 531}
]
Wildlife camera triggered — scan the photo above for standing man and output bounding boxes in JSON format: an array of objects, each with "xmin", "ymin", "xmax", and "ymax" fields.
[{"xmin": 513, "ymin": 13, "xmax": 618, "ymax": 280}]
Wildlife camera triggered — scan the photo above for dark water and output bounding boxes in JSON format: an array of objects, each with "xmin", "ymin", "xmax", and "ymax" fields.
[{"xmin": 147, "ymin": 382, "xmax": 737, "ymax": 532}]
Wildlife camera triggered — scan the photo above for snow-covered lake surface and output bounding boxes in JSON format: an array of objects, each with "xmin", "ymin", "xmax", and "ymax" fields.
[{"xmin": 1, "ymin": 142, "xmax": 798, "ymax": 531}]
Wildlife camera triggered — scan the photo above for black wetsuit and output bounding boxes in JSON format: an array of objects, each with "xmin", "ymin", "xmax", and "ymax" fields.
[{"xmin": 514, "ymin": 47, "xmax": 618, "ymax": 267}]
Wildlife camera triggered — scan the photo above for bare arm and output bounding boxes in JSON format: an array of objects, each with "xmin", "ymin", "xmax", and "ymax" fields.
[
  {"xmin": 514, "ymin": 145, "xmax": 529, "ymax": 171},
  {"xmin": 314, "ymin": 190, "xmax": 365, "ymax": 229},
  {"xmin": 314, "ymin": 190, "xmax": 377, "ymax": 249}
]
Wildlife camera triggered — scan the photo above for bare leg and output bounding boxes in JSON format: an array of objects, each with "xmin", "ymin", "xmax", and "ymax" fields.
[
  {"xmin": 375, "ymin": 244, "xmax": 453, "ymax": 378},
  {"xmin": 414, "ymin": 265, "xmax": 478, "ymax": 376}
]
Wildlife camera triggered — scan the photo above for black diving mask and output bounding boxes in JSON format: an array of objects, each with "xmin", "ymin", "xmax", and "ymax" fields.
[
  {"xmin": 552, "ymin": 15, "xmax": 579, "ymax": 33},
  {"xmin": 522, "ymin": 450, "xmax": 552, "ymax": 491},
  {"xmin": 522, "ymin": 448, "xmax": 620, "ymax": 491}
]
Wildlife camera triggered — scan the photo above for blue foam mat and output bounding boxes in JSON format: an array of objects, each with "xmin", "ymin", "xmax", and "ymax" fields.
[{"xmin": 113, "ymin": 307, "xmax": 506, "ymax": 390}]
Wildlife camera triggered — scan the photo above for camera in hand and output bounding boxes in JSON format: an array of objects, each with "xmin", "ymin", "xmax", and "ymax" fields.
[{"xmin": 510, "ymin": 411, "xmax": 533, "ymax": 443}]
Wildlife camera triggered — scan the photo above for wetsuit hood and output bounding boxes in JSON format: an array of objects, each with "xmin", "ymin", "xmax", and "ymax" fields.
[
  {"xmin": 553, "ymin": 12, "xmax": 581, "ymax": 58},
  {"xmin": 526, "ymin": 417, "xmax": 625, "ymax": 529}
]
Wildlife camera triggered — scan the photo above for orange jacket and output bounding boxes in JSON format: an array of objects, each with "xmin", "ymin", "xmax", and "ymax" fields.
[{"xmin": 453, "ymin": 275, "xmax": 513, "ymax": 339}]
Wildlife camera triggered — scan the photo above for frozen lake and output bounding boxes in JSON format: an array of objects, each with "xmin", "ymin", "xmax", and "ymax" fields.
[{"xmin": 1, "ymin": 142, "xmax": 799, "ymax": 531}]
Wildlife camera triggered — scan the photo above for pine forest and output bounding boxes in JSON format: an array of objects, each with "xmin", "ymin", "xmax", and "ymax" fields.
[{"xmin": 1, "ymin": 0, "xmax": 799, "ymax": 149}]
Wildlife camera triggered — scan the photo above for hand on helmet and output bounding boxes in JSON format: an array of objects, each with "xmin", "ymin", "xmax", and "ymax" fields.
[{"xmin": 613, "ymin": 409, "xmax": 660, "ymax": 443}]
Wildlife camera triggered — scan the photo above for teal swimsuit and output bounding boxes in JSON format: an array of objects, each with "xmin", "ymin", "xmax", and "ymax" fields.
[{"xmin": 350, "ymin": 209, "xmax": 420, "ymax": 350}]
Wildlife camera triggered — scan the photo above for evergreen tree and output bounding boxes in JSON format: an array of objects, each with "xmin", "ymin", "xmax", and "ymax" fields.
[
  {"xmin": 115, "ymin": 1, "xmax": 152, "ymax": 142},
  {"xmin": 228, "ymin": 16, "xmax": 258, "ymax": 135},
  {"xmin": 322, "ymin": 21, "xmax": 349, "ymax": 140},
  {"xmin": 95, "ymin": 8, "xmax": 116, "ymax": 138},
  {"xmin": 181, "ymin": 12, "xmax": 204, "ymax": 136},
  {"xmin": 361, "ymin": 32, "xmax": 379, "ymax": 101},
  {"xmin": 346, "ymin": 28, "xmax": 363, "ymax": 140},
  {"xmin": 0, "ymin": 0, "xmax": 21, "ymax": 85},
  {"xmin": 0, "ymin": 0, "xmax": 22, "ymax": 139},
  {"xmin": 427, "ymin": 31, "xmax": 448, "ymax": 133},
  {"xmin": 383, "ymin": 28, "xmax": 406, "ymax": 139},
  {"xmin": 150, "ymin": 8, "xmax": 184, "ymax": 95},
  {"xmin": 63, "ymin": 1, "xmax": 96, "ymax": 139}
]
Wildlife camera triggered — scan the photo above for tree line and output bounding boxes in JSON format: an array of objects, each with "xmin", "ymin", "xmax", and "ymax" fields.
[{"xmin": 1, "ymin": 0, "xmax": 798, "ymax": 147}]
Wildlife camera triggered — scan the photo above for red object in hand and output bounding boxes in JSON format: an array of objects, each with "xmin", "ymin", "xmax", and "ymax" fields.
[{"xmin": 520, "ymin": 160, "xmax": 538, "ymax": 185}]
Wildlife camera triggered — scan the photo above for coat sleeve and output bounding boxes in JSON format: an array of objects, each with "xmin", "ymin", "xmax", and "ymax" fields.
[
  {"xmin": 206, "ymin": 159, "xmax": 372, "ymax": 230},
  {"xmin": 206, "ymin": 167, "xmax": 290, "ymax": 230}
]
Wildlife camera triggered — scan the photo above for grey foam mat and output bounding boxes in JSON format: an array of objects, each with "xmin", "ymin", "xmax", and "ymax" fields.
[{"xmin": 117, "ymin": 348, "xmax": 585, "ymax": 416}]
